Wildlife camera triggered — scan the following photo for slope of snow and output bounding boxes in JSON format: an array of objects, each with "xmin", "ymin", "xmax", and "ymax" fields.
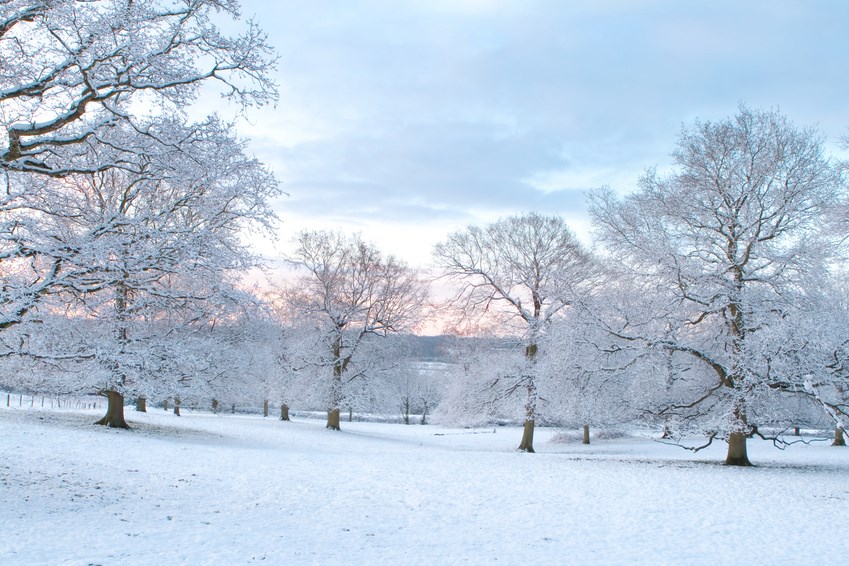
[{"xmin": 1, "ymin": 405, "xmax": 847, "ymax": 565}]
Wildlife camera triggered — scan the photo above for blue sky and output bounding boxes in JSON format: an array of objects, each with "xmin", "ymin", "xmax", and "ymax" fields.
[{"xmin": 223, "ymin": 0, "xmax": 849, "ymax": 267}]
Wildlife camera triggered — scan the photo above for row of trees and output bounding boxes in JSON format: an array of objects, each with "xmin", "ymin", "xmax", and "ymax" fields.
[
  {"xmin": 1, "ymin": 3, "xmax": 846, "ymax": 465},
  {"xmin": 4, "ymin": 106, "xmax": 848, "ymax": 465},
  {"xmin": 430, "ymin": 107, "xmax": 849, "ymax": 465},
  {"xmin": 275, "ymin": 106, "xmax": 849, "ymax": 467}
]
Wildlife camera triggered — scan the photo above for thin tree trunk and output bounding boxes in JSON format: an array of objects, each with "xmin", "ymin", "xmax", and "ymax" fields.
[
  {"xmin": 402, "ymin": 397, "xmax": 410, "ymax": 425},
  {"xmin": 280, "ymin": 403, "xmax": 289, "ymax": 421},
  {"xmin": 327, "ymin": 344, "xmax": 343, "ymax": 430},
  {"xmin": 348, "ymin": 407, "xmax": 353, "ymax": 422},
  {"xmin": 725, "ymin": 432, "xmax": 751, "ymax": 466},
  {"xmin": 173, "ymin": 398, "xmax": 181, "ymax": 417},
  {"xmin": 833, "ymin": 428, "xmax": 846, "ymax": 447},
  {"xmin": 95, "ymin": 391, "xmax": 129, "ymax": 429},
  {"xmin": 135, "ymin": 397, "xmax": 146, "ymax": 412},
  {"xmin": 582, "ymin": 424, "xmax": 590, "ymax": 445},
  {"xmin": 163, "ymin": 399, "xmax": 168, "ymax": 411},
  {"xmin": 263, "ymin": 399, "xmax": 269, "ymax": 417},
  {"xmin": 212, "ymin": 399, "xmax": 219, "ymax": 414}
]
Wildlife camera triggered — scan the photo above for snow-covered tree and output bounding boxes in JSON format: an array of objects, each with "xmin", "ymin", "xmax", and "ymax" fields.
[
  {"xmin": 0, "ymin": 0, "xmax": 275, "ymax": 177},
  {"xmin": 1, "ymin": 117, "xmax": 279, "ymax": 427},
  {"xmin": 590, "ymin": 106, "xmax": 845, "ymax": 465},
  {"xmin": 285, "ymin": 230, "xmax": 427, "ymax": 430},
  {"xmin": 539, "ymin": 301, "xmax": 640, "ymax": 442},
  {"xmin": 1, "ymin": 0, "xmax": 276, "ymax": 332},
  {"xmin": 432, "ymin": 336, "xmax": 526, "ymax": 427},
  {"xmin": 433, "ymin": 212, "xmax": 595, "ymax": 452}
]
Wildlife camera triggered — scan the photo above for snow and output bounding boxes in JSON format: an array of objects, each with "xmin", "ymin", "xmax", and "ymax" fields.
[{"xmin": 1, "ymin": 405, "xmax": 847, "ymax": 565}]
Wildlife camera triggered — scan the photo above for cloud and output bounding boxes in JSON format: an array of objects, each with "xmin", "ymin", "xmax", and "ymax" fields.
[{"xmin": 231, "ymin": 0, "xmax": 849, "ymax": 265}]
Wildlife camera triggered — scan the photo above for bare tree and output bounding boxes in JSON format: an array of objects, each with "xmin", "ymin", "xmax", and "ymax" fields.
[
  {"xmin": 433, "ymin": 212, "xmax": 595, "ymax": 452},
  {"xmin": 590, "ymin": 106, "xmax": 844, "ymax": 465},
  {"xmin": 287, "ymin": 230, "xmax": 427, "ymax": 430}
]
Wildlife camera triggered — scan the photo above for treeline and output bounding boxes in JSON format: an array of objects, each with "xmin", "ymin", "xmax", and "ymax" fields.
[{"xmin": 0, "ymin": 4, "xmax": 847, "ymax": 465}]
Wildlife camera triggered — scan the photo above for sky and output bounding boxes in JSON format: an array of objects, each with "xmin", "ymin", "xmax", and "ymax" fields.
[{"xmin": 216, "ymin": 0, "xmax": 849, "ymax": 268}]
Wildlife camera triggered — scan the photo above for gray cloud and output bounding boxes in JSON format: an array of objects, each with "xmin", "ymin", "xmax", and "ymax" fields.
[{"xmin": 232, "ymin": 0, "xmax": 849, "ymax": 264}]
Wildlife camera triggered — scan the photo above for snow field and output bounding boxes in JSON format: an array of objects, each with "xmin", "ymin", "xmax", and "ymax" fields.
[{"xmin": 1, "ymin": 406, "xmax": 847, "ymax": 565}]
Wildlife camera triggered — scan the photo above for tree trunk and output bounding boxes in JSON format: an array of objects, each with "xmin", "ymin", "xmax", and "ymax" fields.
[
  {"xmin": 725, "ymin": 432, "xmax": 751, "ymax": 466},
  {"xmin": 420, "ymin": 402, "xmax": 428, "ymax": 425},
  {"xmin": 212, "ymin": 399, "xmax": 219, "ymax": 414},
  {"xmin": 518, "ymin": 419, "xmax": 535, "ymax": 453},
  {"xmin": 582, "ymin": 424, "xmax": 591, "ymax": 445},
  {"xmin": 327, "ymin": 334, "xmax": 344, "ymax": 431},
  {"xmin": 280, "ymin": 403, "xmax": 289, "ymax": 421},
  {"xmin": 725, "ymin": 396, "xmax": 751, "ymax": 466},
  {"xmin": 163, "ymin": 399, "xmax": 169, "ymax": 411},
  {"xmin": 135, "ymin": 397, "xmax": 147, "ymax": 412},
  {"xmin": 833, "ymin": 428, "xmax": 846, "ymax": 447},
  {"xmin": 263, "ymin": 399, "xmax": 269, "ymax": 417},
  {"xmin": 517, "ymin": 379, "xmax": 537, "ymax": 452},
  {"xmin": 517, "ymin": 343, "xmax": 539, "ymax": 453},
  {"xmin": 402, "ymin": 397, "xmax": 410, "ymax": 425},
  {"xmin": 95, "ymin": 391, "xmax": 130, "ymax": 429},
  {"xmin": 326, "ymin": 408, "xmax": 341, "ymax": 430},
  {"xmin": 173, "ymin": 398, "xmax": 181, "ymax": 416}
]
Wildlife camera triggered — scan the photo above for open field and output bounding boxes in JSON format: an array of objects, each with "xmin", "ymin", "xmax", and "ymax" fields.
[{"xmin": 1, "ymin": 405, "xmax": 847, "ymax": 565}]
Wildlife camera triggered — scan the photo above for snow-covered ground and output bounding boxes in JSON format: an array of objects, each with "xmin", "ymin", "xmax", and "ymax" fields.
[{"xmin": 1, "ymin": 405, "xmax": 847, "ymax": 565}]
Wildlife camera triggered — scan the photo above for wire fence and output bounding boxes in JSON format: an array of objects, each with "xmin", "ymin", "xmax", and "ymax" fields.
[{"xmin": 2, "ymin": 391, "xmax": 101, "ymax": 411}]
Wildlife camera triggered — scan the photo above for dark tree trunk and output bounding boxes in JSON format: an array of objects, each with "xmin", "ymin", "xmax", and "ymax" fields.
[
  {"xmin": 95, "ymin": 391, "xmax": 130, "ymax": 429},
  {"xmin": 420, "ymin": 402, "xmax": 428, "ymax": 425},
  {"xmin": 725, "ymin": 396, "xmax": 751, "ymax": 466},
  {"xmin": 212, "ymin": 399, "xmax": 219, "ymax": 413},
  {"xmin": 263, "ymin": 399, "xmax": 269, "ymax": 417},
  {"xmin": 833, "ymin": 428, "xmax": 846, "ymax": 447},
  {"xmin": 135, "ymin": 397, "xmax": 146, "ymax": 412},
  {"xmin": 725, "ymin": 432, "xmax": 751, "ymax": 466},
  {"xmin": 402, "ymin": 397, "xmax": 410, "ymax": 425},
  {"xmin": 280, "ymin": 403, "xmax": 289, "ymax": 421},
  {"xmin": 326, "ymin": 333, "xmax": 345, "ymax": 431},
  {"xmin": 173, "ymin": 398, "xmax": 181, "ymax": 416},
  {"xmin": 517, "ymin": 343, "xmax": 538, "ymax": 453},
  {"xmin": 163, "ymin": 399, "xmax": 169, "ymax": 411},
  {"xmin": 582, "ymin": 424, "xmax": 591, "ymax": 445},
  {"xmin": 518, "ymin": 419, "xmax": 535, "ymax": 453},
  {"xmin": 326, "ymin": 408, "xmax": 341, "ymax": 430}
]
